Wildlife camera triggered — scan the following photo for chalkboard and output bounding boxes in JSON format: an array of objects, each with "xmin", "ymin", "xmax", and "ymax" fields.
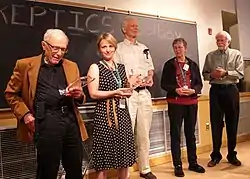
[{"xmin": 0, "ymin": 0, "xmax": 199, "ymax": 108}]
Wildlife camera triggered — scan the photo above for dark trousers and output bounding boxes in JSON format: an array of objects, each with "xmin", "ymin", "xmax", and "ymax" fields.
[
  {"xmin": 168, "ymin": 103, "xmax": 198, "ymax": 166},
  {"xmin": 35, "ymin": 111, "xmax": 83, "ymax": 179},
  {"xmin": 209, "ymin": 84, "xmax": 239, "ymax": 160}
]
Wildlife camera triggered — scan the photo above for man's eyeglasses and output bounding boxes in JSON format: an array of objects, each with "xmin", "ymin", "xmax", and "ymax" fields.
[{"xmin": 44, "ymin": 41, "xmax": 68, "ymax": 53}]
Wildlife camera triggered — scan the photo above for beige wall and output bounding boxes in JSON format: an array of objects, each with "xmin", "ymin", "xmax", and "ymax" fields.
[
  {"xmin": 1, "ymin": 1, "xmax": 249, "ymax": 178},
  {"xmin": 235, "ymin": 0, "xmax": 250, "ymax": 59},
  {"xmin": 46, "ymin": 0, "xmax": 236, "ymax": 94}
]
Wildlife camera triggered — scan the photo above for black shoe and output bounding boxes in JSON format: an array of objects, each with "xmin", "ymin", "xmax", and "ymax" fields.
[
  {"xmin": 227, "ymin": 156, "xmax": 242, "ymax": 166},
  {"xmin": 207, "ymin": 159, "xmax": 220, "ymax": 167},
  {"xmin": 174, "ymin": 165, "xmax": 185, "ymax": 177},
  {"xmin": 188, "ymin": 163, "xmax": 206, "ymax": 173},
  {"xmin": 140, "ymin": 172, "xmax": 157, "ymax": 179}
]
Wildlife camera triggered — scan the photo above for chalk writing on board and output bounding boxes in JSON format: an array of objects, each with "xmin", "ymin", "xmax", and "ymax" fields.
[
  {"xmin": 140, "ymin": 22, "xmax": 182, "ymax": 40},
  {"xmin": 0, "ymin": 4, "xmax": 114, "ymax": 36},
  {"xmin": 0, "ymin": 4, "xmax": 185, "ymax": 39},
  {"xmin": 0, "ymin": 0, "xmax": 199, "ymax": 108}
]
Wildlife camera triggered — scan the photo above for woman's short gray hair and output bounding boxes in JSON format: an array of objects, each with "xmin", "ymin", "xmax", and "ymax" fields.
[
  {"xmin": 215, "ymin": 31, "xmax": 232, "ymax": 42},
  {"xmin": 43, "ymin": 29, "xmax": 69, "ymax": 42}
]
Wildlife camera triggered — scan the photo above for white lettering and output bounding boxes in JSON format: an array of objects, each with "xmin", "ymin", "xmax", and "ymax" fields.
[
  {"xmin": 86, "ymin": 14, "xmax": 99, "ymax": 33},
  {"xmin": 102, "ymin": 15, "xmax": 114, "ymax": 33},
  {"xmin": 0, "ymin": 6, "xmax": 8, "ymax": 24},
  {"xmin": 68, "ymin": 11, "xmax": 84, "ymax": 34},
  {"xmin": 50, "ymin": 9, "xmax": 65, "ymax": 28},
  {"xmin": 30, "ymin": 6, "xmax": 47, "ymax": 26},
  {"xmin": 11, "ymin": 5, "xmax": 28, "ymax": 26}
]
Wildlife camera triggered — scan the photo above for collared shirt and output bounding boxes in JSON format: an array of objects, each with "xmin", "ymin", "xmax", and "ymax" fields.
[
  {"xmin": 166, "ymin": 60, "xmax": 198, "ymax": 105},
  {"xmin": 175, "ymin": 61, "xmax": 192, "ymax": 88},
  {"xmin": 34, "ymin": 58, "xmax": 72, "ymax": 108},
  {"xmin": 202, "ymin": 48, "xmax": 244, "ymax": 84},
  {"xmin": 115, "ymin": 39, "xmax": 154, "ymax": 78}
]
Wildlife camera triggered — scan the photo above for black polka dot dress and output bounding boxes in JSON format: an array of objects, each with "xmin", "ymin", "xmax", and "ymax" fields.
[{"xmin": 92, "ymin": 62, "xmax": 136, "ymax": 171}]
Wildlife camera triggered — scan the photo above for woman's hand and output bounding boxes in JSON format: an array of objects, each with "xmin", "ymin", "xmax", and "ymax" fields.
[{"xmin": 182, "ymin": 88, "xmax": 195, "ymax": 96}]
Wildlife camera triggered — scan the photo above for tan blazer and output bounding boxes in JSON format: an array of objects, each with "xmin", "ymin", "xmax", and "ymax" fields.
[{"xmin": 5, "ymin": 54, "xmax": 88, "ymax": 142}]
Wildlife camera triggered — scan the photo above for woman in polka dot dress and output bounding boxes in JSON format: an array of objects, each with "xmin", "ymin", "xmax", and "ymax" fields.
[{"xmin": 87, "ymin": 33, "xmax": 136, "ymax": 179}]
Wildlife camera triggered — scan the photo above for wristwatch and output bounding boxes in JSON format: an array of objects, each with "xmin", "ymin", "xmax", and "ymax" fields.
[{"xmin": 224, "ymin": 71, "xmax": 228, "ymax": 77}]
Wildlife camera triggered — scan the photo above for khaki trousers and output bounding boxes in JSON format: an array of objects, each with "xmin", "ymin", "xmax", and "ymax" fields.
[{"xmin": 128, "ymin": 89, "xmax": 153, "ymax": 174}]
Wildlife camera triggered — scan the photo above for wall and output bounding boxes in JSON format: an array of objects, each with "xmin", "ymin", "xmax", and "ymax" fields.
[
  {"xmin": 48, "ymin": 0, "xmax": 236, "ymax": 94},
  {"xmin": 2, "ymin": 0, "xmax": 249, "ymax": 177},
  {"xmin": 235, "ymin": 0, "xmax": 250, "ymax": 92},
  {"xmin": 235, "ymin": 0, "xmax": 250, "ymax": 60},
  {"xmin": 229, "ymin": 24, "xmax": 240, "ymax": 50}
]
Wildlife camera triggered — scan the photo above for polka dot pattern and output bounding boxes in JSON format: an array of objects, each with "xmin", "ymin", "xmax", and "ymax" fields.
[{"xmin": 92, "ymin": 62, "xmax": 136, "ymax": 171}]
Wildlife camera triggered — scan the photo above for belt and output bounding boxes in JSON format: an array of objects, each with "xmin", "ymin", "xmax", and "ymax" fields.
[
  {"xmin": 46, "ymin": 105, "xmax": 73, "ymax": 115},
  {"xmin": 134, "ymin": 86, "xmax": 149, "ymax": 92},
  {"xmin": 211, "ymin": 83, "xmax": 236, "ymax": 89}
]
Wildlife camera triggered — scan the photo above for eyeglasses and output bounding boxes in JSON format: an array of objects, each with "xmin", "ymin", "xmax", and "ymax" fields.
[{"xmin": 44, "ymin": 41, "xmax": 68, "ymax": 53}]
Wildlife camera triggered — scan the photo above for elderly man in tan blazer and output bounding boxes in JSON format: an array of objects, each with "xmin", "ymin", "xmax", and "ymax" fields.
[{"xmin": 5, "ymin": 29, "xmax": 88, "ymax": 179}]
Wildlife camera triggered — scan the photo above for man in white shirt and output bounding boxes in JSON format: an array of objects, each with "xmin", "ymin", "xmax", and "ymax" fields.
[{"xmin": 115, "ymin": 17, "xmax": 156, "ymax": 179}]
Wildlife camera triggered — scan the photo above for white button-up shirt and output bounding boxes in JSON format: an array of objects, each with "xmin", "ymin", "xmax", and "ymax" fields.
[{"xmin": 115, "ymin": 39, "xmax": 154, "ymax": 78}]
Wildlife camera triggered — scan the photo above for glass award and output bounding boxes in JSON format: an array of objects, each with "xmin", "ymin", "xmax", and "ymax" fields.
[
  {"xmin": 130, "ymin": 75, "xmax": 150, "ymax": 89},
  {"xmin": 59, "ymin": 76, "xmax": 95, "ymax": 96},
  {"xmin": 128, "ymin": 69, "xmax": 142, "ymax": 89},
  {"xmin": 141, "ymin": 76, "xmax": 150, "ymax": 83},
  {"xmin": 126, "ymin": 76, "xmax": 140, "ymax": 90}
]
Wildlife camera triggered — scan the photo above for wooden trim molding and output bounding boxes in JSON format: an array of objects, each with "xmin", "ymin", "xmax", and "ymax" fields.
[
  {"xmin": 28, "ymin": 0, "xmax": 196, "ymax": 24},
  {"xmin": 152, "ymin": 92, "xmax": 250, "ymax": 105}
]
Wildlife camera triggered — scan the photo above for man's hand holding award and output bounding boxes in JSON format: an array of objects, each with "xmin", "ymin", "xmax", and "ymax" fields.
[
  {"xmin": 128, "ymin": 73, "xmax": 152, "ymax": 89},
  {"xmin": 63, "ymin": 76, "xmax": 95, "ymax": 98}
]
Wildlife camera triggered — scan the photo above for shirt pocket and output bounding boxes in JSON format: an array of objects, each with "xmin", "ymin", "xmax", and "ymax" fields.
[
  {"xmin": 122, "ymin": 54, "xmax": 137, "ymax": 73},
  {"xmin": 227, "ymin": 61, "xmax": 236, "ymax": 71}
]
